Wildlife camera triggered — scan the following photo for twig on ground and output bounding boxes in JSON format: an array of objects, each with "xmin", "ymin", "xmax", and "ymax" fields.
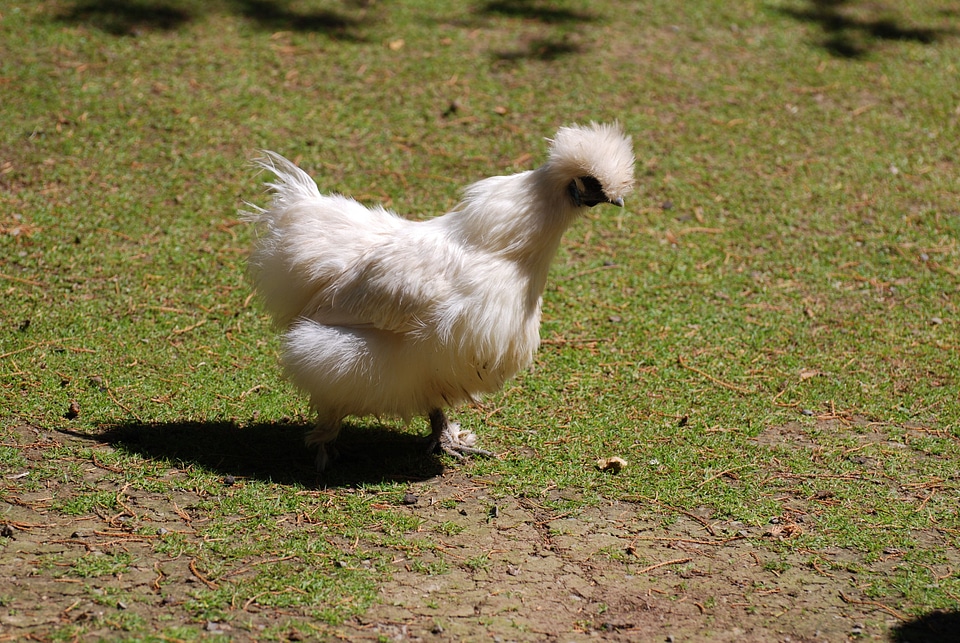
[
  {"xmin": 189, "ymin": 558, "xmax": 218, "ymax": 589},
  {"xmin": 630, "ymin": 495, "xmax": 719, "ymax": 537},
  {"xmin": 839, "ymin": 592, "xmax": 908, "ymax": 621},
  {"xmin": 677, "ymin": 355, "xmax": 754, "ymax": 394},
  {"xmin": 636, "ymin": 557, "xmax": 693, "ymax": 575}
]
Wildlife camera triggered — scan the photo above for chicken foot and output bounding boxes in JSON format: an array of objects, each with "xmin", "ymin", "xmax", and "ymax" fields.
[{"xmin": 427, "ymin": 409, "xmax": 494, "ymax": 460}]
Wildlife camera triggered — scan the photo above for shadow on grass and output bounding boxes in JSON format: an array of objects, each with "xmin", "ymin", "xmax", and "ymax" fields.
[
  {"xmin": 63, "ymin": 419, "xmax": 445, "ymax": 487},
  {"xmin": 890, "ymin": 610, "xmax": 960, "ymax": 643},
  {"xmin": 492, "ymin": 36, "xmax": 585, "ymax": 62},
  {"xmin": 476, "ymin": 0, "xmax": 596, "ymax": 62},
  {"xmin": 478, "ymin": 0, "xmax": 596, "ymax": 25},
  {"xmin": 776, "ymin": 0, "xmax": 955, "ymax": 58},
  {"xmin": 55, "ymin": 0, "xmax": 368, "ymax": 38}
]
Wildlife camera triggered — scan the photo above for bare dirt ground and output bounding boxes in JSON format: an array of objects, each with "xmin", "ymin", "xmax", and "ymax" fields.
[{"xmin": 2, "ymin": 421, "xmax": 957, "ymax": 642}]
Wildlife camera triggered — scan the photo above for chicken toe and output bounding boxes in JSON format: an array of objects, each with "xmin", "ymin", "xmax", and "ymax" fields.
[{"xmin": 427, "ymin": 409, "xmax": 494, "ymax": 460}]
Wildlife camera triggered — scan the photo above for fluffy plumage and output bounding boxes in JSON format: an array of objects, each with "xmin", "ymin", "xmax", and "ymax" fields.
[{"xmin": 245, "ymin": 122, "xmax": 635, "ymax": 470}]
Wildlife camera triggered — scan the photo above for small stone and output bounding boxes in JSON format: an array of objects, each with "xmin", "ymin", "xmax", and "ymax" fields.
[
  {"xmin": 930, "ymin": 316, "xmax": 943, "ymax": 325},
  {"xmin": 222, "ymin": 475, "xmax": 235, "ymax": 486},
  {"xmin": 401, "ymin": 493, "xmax": 419, "ymax": 505},
  {"xmin": 801, "ymin": 409, "xmax": 815, "ymax": 417},
  {"xmin": 64, "ymin": 400, "xmax": 80, "ymax": 420}
]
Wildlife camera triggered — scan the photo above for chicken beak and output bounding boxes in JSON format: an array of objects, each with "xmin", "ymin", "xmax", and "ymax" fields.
[{"xmin": 610, "ymin": 196, "xmax": 624, "ymax": 208}]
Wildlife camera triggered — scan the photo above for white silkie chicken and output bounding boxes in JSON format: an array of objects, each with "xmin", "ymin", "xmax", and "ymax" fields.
[{"xmin": 245, "ymin": 123, "xmax": 635, "ymax": 470}]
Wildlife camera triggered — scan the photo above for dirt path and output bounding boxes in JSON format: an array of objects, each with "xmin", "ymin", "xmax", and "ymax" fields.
[{"xmin": 1, "ymin": 423, "xmax": 954, "ymax": 641}]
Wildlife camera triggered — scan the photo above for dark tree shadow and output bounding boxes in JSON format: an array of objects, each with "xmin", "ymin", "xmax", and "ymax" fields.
[
  {"xmin": 56, "ymin": 0, "xmax": 193, "ymax": 36},
  {"xmin": 55, "ymin": 0, "xmax": 368, "ymax": 38},
  {"xmin": 478, "ymin": 0, "xmax": 596, "ymax": 25},
  {"xmin": 776, "ymin": 0, "xmax": 955, "ymax": 58},
  {"xmin": 493, "ymin": 36, "xmax": 584, "ymax": 62},
  {"xmin": 890, "ymin": 610, "xmax": 960, "ymax": 643},
  {"xmin": 227, "ymin": 0, "xmax": 365, "ymax": 37},
  {"xmin": 61, "ymin": 419, "xmax": 444, "ymax": 488},
  {"xmin": 474, "ymin": 0, "xmax": 596, "ymax": 62}
]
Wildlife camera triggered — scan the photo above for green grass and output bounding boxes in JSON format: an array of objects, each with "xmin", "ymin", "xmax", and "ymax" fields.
[{"xmin": 2, "ymin": 0, "xmax": 960, "ymax": 637}]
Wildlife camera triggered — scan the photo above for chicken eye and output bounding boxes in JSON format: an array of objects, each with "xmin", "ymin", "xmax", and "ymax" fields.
[{"xmin": 568, "ymin": 175, "xmax": 606, "ymax": 208}]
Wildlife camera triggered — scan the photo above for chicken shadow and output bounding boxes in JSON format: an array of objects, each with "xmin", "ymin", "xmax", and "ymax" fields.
[
  {"xmin": 64, "ymin": 419, "xmax": 444, "ymax": 487},
  {"xmin": 55, "ymin": 0, "xmax": 369, "ymax": 38},
  {"xmin": 775, "ymin": 0, "xmax": 955, "ymax": 58},
  {"xmin": 890, "ymin": 609, "xmax": 960, "ymax": 643}
]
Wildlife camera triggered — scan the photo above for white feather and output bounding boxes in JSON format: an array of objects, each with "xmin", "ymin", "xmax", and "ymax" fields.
[{"xmin": 244, "ymin": 123, "xmax": 635, "ymax": 462}]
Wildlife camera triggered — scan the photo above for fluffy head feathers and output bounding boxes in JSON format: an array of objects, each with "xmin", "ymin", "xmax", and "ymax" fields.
[{"xmin": 545, "ymin": 122, "xmax": 635, "ymax": 206}]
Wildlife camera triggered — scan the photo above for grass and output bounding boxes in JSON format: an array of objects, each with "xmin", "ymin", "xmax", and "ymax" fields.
[{"xmin": 2, "ymin": 0, "xmax": 960, "ymax": 638}]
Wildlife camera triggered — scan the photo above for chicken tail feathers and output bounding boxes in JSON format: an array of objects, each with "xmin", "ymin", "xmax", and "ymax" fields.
[{"xmin": 242, "ymin": 150, "xmax": 322, "ymax": 222}]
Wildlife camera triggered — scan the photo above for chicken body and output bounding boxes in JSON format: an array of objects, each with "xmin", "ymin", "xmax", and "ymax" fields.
[{"xmin": 246, "ymin": 123, "xmax": 635, "ymax": 469}]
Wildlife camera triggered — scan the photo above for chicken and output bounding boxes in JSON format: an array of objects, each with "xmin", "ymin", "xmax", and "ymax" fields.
[{"xmin": 245, "ymin": 122, "xmax": 635, "ymax": 470}]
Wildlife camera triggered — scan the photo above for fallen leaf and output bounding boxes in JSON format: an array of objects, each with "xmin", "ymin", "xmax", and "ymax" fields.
[{"xmin": 596, "ymin": 456, "xmax": 627, "ymax": 473}]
